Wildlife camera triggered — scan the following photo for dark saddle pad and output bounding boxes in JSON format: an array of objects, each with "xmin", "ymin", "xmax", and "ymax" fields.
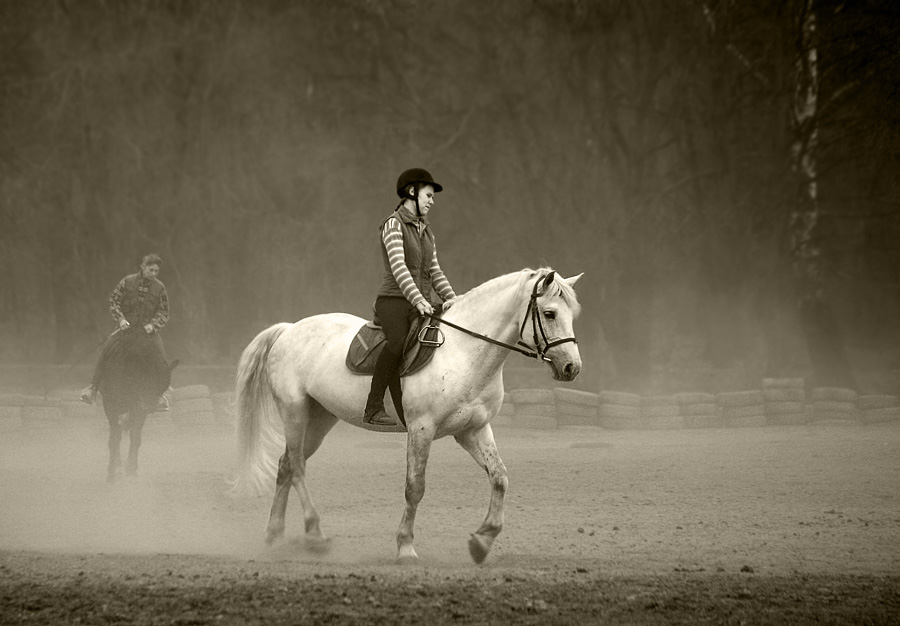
[{"xmin": 346, "ymin": 315, "xmax": 442, "ymax": 377}]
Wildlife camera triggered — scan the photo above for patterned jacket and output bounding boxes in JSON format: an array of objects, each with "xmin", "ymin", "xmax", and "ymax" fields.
[{"xmin": 109, "ymin": 272, "xmax": 169, "ymax": 331}]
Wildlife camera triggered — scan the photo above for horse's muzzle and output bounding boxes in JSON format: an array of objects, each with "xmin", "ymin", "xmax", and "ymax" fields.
[{"xmin": 550, "ymin": 359, "xmax": 581, "ymax": 382}]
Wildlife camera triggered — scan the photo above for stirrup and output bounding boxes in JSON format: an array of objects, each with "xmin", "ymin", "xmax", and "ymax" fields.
[
  {"xmin": 152, "ymin": 396, "xmax": 169, "ymax": 413},
  {"xmin": 417, "ymin": 325, "xmax": 445, "ymax": 348},
  {"xmin": 79, "ymin": 388, "xmax": 96, "ymax": 405}
]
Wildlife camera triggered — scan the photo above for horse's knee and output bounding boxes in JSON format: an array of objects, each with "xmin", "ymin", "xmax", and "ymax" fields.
[{"xmin": 404, "ymin": 479, "xmax": 426, "ymax": 505}]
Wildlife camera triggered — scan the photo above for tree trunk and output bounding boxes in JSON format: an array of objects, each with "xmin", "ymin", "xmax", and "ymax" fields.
[{"xmin": 790, "ymin": 0, "xmax": 855, "ymax": 389}]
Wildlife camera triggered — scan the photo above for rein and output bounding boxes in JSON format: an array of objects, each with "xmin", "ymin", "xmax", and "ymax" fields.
[{"xmin": 425, "ymin": 272, "xmax": 577, "ymax": 363}]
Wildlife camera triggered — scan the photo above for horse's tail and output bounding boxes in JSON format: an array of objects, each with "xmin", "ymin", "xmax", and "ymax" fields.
[{"xmin": 229, "ymin": 323, "xmax": 292, "ymax": 497}]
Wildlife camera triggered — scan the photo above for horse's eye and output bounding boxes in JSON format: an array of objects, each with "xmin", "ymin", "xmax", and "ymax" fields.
[{"xmin": 543, "ymin": 310, "xmax": 556, "ymax": 320}]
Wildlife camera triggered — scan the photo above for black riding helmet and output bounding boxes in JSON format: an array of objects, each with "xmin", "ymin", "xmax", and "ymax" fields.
[{"xmin": 396, "ymin": 168, "xmax": 443, "ymax": 198}]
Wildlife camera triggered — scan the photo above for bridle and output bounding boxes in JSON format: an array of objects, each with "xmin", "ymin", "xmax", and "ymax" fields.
[{"xmin": 422, "ymin": 271, "xmax": 578, "ymax": 363}]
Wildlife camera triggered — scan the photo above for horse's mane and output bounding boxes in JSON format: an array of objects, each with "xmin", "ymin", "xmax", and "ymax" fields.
[{"xmin": 457, "ymin": 267, "xmax": 581, "ymax": 316}]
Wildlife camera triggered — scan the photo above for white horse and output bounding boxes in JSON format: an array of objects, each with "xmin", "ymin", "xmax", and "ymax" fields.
[{"xmin": 232, "ymin": 267, "xmax": 582, "ymax": 564}]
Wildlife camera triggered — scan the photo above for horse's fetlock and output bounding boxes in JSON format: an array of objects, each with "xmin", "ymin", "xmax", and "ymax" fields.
[{"xmin": 304, "ymin": 514, "xmax": 321, "ymax": 534}]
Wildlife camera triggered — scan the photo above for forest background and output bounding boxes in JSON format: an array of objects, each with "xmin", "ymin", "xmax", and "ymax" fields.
[{"xmin": 1, "ymin": 0, "xmax": 898, "ymax": 394}]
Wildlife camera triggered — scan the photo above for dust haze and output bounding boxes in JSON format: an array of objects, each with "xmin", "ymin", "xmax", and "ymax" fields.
[
  {"xmin": 3, "ymin": 400, "xmax": 900, "ymax": 576},
  {"xmin": 0, "ymin": 408, "xmax": 481, "ymax": 567}
]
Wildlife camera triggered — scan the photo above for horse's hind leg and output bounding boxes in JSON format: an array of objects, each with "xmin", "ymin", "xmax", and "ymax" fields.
[
  {"xmin": 454, "ymin": 424, "xmax": 508, "ymax": 564},
  {"xmin": 265, "ymin": 397, "xmax": 337, "ymax": 546}
]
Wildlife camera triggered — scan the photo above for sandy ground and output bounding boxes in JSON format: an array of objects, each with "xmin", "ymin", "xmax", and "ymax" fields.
[{"xmin": 1, "ymin": 412, "xmax": 899, "ymax": 624}]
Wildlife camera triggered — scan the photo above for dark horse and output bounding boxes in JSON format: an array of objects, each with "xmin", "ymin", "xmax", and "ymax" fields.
[{"xmin": 98, "ymin": 329, "xmax": 178, "ymax": 482}]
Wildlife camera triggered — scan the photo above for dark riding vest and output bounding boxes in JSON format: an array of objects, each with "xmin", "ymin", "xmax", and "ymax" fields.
[
  {"xmin": 119, "ymin": 273, "xmax": 166, "ymax": 326},
  {"xmin": 378, "ymin": 208, "xmax": 435, "ymax": 303}
]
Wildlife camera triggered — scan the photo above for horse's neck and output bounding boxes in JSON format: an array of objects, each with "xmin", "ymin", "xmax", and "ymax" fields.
[{"xmin": 442, "ymin": 275, "xmax": 527, "ymax": 376}]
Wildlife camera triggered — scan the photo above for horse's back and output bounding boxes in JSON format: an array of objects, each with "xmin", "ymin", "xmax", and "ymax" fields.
[
  {"xmin": 270, "ymin": 312, "xmax": 366, "ymax": 370},
  {"xmin": 285, "ymin": 312, "xmax": 365, "ymax": 346}
]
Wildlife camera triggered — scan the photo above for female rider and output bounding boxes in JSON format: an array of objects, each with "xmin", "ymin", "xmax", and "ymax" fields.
[{"xmin": 363, "ymin": 168, "xmax": 458, "ymax": 426}]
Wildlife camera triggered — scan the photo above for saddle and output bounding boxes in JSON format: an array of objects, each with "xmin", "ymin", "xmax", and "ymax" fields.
[{"xmin": 346, "ymin": 310, "xmax": 444, "ymax": 377}]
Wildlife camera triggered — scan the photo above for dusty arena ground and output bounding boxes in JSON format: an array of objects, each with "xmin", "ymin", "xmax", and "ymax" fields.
[{"xmin": 2, "ymin": 405, "xmax": 899, "ymax": 624}]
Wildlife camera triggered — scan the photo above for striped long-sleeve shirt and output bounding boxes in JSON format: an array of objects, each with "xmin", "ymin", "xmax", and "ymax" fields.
[{"xmin": 382, "ymin": 216, "xmax": 456, "ymax": 307}]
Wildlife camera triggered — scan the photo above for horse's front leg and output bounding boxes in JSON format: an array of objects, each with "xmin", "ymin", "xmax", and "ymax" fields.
[
  {"xmin": 455, "ymin": 424, "xmax": 508, "ymax": 564},
  {"xmin": 397, "ymin": 422, "xmax": 436, "ymax": 563},
  {"xmin": 125, "ymin": 412, "xmax": 148, "ymax": 477},
  {"xmin": 106, "ymin": 416, "xmax": 123, "ymax": 483}
]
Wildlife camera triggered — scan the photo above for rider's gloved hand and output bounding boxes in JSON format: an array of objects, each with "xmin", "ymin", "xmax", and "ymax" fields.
[
  {"xmin": 143, "ymin": 324, "xmax": 154, "ymax": 334},
  {"xmin": 442, "ymin": 298, "xmax": 457, "ymax": 313},
  {"xmin": 118, "ymin": 318, "xmax": 130, "ymax": 330},
  {"xmin": 415, "ymin": 301, "xmax": 434, "ymax": 317}
]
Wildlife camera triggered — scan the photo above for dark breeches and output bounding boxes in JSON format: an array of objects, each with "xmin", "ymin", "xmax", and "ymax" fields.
[{"xmin": 375, "ymin": 296, "xmax": 418, "ymax": 356}]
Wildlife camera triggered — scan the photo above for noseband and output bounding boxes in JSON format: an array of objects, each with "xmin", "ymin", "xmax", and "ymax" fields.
[{"xmin": 424, "ymin": 273, "xmax": 577, "ymax": 363}]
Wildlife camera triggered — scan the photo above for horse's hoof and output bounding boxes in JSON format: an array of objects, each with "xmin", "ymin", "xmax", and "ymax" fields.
[
  {"xmin": 305, "ymin": 535, "xmax": 332, "ymax": 554},
  {"xmin": 468, "ymin": 534, "xmax": 490, "ymax": 564},
  {"xmin": 264, "ymin": 530, "xmax": 283, "ymax": 545},
  {"xmin": 396, "ymin": 545, "xmax": 419, "ymax": 565}
]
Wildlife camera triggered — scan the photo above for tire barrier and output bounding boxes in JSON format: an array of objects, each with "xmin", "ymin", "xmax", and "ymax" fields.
[
  {"xmin": 171, "ymin": 386, "xmax": 216, "ymax": 429},
  {"xmin": 171, "ymin": 384, "xmax": 211, "ymax": 402},
  {"xmin": 716, "ymin": 390, "xmax": 766, "ymax": 428},
  {"xmin": 0, "ymin": 380, "xmax": 898, "ymax": 434},
  {"xmin": 553, "ymin": 388, "xmax": 600, "ymax": 427},
  {"xmin": 637, "ymin": 395, "xmax": 683, "ymax": 430},
  {"xmin": 0, "ymin": 394, "xmax": 68, "ymax": 433},
  {"xmin": 597, "ymin": 391, "xmax": 641, "ymax": 430},
  {"xmin": 675, "ymin": 392, "xmax": 723, "ymax": 429},
  {"xmin": 810, "ymin": 387, "xmax": 858, "ymax": 423},
  {"xmin": 857, "ymin": 394, "xmax": 900, "ymax": 424},
  {"xmin": 762, "ymin": 378, "xmax": 807, "ymax": 426},
  {"xmin": 508, "ymin": 388, "xmax": 557, "ymax": 429}
]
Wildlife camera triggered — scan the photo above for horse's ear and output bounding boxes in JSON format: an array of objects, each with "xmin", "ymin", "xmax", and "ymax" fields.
[
  {"xmin": 564, "ymin": 273, "xmax": 584, "ymax": 286},
  {"xmin": 542, "ymin": 271, "xmax": 556, "ymax": 290}
]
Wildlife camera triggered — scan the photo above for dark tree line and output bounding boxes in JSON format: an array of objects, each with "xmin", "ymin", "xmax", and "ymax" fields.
[{"xmin": 1, "ymin": 0, "xmax": 898, "ymax": 393}]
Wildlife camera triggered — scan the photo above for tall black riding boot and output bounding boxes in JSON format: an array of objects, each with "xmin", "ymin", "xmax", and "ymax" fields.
[{"xmin": 364, "ymin": 347, "xmax": 401, "ymax": 426}]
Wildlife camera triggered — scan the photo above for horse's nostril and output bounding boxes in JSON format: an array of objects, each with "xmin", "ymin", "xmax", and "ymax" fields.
[{"xmin": 564, "ymin": 363, "xmax": 574, "ymax": 377}]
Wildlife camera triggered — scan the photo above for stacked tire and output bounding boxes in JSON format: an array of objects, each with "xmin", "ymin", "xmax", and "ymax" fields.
[
  {"xmin": 676, "ymin": 392, "xmax": 722, "ymax": 429},
  {"xmin": 597, "ymin": 391, "xmax": 641, "ymax": 430},
  {"xmin": 508, "ymin": 388, "xmax": 557, "ymax": 429},
  {"xmin": 810, "ymin": 387, "xmax": 858, "ymax": 423},
  {"xmin": 717, "ymin": 390, "xmax": 766, "ymax": 428},
  {"xmin": 762, "ymin": 378, "xmax": 807, "ymax": 426},
  {"xmin": 58, "ymin": 396, "xmax": 99, "ymax": 425},
  {"xmin": 638, "ymin": 395, "xmax": 683, "ymax": 430},
  {"xmin": 20, "ymin": 395, "xmax": 63, "ymax": 432},
  {"xmin": 554, "ymin": 388, "xmax": 600, "ymax": 427},
  {"xmin": 171, "ymin": 384, "xmax": 215, "ymax": 429},
  {"xmin": 857, "ymin": 395, "xmax": 900, "ymax": 425}
]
